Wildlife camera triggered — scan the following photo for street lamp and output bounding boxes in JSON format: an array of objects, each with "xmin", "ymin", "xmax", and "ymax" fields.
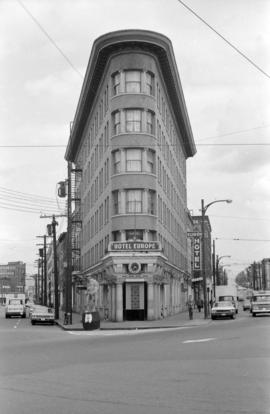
[
  {"xmin": 216, "ymin": 255, "xmax": 231, "ymax": 287},
  {"xmin": 201, "ymin": 199, "xmax": 232, "ymax": 319}
]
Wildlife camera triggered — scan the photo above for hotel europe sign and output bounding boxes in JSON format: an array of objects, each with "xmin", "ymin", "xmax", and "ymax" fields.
[{"xmin": 109, "ymin": 241, "xmax": 161, "ymax": 252}]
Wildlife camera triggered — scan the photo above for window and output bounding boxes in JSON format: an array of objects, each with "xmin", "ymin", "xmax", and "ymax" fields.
[
  {"xmin": 113, "ymin": 191, "xmax": 120, "ymax": 214},
  {"xmin": 126, "ymin": 230, "xmax": 143, "ymax": 241},
  {"xmin": 126, "ymin": 190, "xmax": 142, "ymax": 213},
  {"xmin": 113, "ymin": 111, "xmax": 121, "ymax": 135},
  {"xmin": 126, "ymin": 149, "xmax": 142, "ymax": 171},
  {"xmin": 125, "ymin": 109, "xmax": 142, "ymax": 132},
  {"xmin": 146, "ymin": 72, "xmax": 154, "ymax": 95},
  {"xmin": 146, "ymin": 111, "xmax": 154, "ymax": 134},
  {"xmin": 125, "ymin": 70, "xmax": 141, "ymax": 93},
  {"xmin": 112, "ymin": 231, "xmax": 121, "ymax": 241},
  {"xmin": 146, "ymin": 150, "xmax": 155, "ymax": 173},
  {"xmin": 112, "ymin": 72, "xmax": 120, "ymax": 95},
  {"xmin": 113, "ymin": 150, "xmax": 121, "ymax": 173},
  {"xmin": 148, "ymin": 190, "xmax": 155, "ymax": 214}
]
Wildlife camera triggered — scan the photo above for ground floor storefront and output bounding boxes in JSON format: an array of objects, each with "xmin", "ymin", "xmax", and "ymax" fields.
[{"xmin": 72, "ymin": 242, "xmax": 191, "ymax": 321}]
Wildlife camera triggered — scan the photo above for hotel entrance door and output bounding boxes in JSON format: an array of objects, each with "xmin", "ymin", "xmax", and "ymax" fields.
[{"xmin": 123, "ymin": 282, "xmax": 147, "ymax": 321}]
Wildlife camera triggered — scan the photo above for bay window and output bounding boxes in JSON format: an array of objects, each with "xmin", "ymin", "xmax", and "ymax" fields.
[
  {"xmin": 125, "ymin": 70, "xmax": 141, "ymax": 93},
  {"xmin": 112, "ymin": 191, "xmax": 120, "ymax": 214},
  {"xmin": 126, "ymin": 189, "xmax": 143, "ymax": 213},
  {"xmin": 113, "ymin": 111, "xmax": 121, "ymax": 135},
  {"xmin": 146, "ymin": 72, "xmax": 154, "ymax": 95},
  {"xmin": 125, "ymin": 109, "xmax": 142, "ymax": 132},
  {"xmin": 146, "ymin": 111, "xmax": 154, "ymax": 134},
  {"xmin": 112, "ymin": 72, "xmax": 120, "ymax": 95},
  {"xmin": 113, "ymin": 150, "xmax": 121, "ymax": 173},
  {"xmin": 126, "ymin": 149, "xmax": 142, "ymax": 171},
  {"xmin": 146, "ymin": 150, "xmax": 155, "ymax": 173}
]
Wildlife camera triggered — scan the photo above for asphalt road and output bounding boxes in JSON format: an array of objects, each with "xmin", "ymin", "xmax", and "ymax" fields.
[{"xmin": 0, "ymin": 308, "xmax": 269, "ymax": 414}]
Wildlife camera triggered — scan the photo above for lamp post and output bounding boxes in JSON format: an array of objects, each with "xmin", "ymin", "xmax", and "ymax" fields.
[
  {"xmin": 201, "ymin": 199, "xmax": 232, "ymax": 319},
  {"xmin": 216, "ymin": 255, "xmax": 231, "ymax": 286}
]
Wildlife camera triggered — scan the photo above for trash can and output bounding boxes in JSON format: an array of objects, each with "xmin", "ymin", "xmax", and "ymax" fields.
[{"xmin": 82, "ymin": 311, "xmax": 100, "ymax": 330}]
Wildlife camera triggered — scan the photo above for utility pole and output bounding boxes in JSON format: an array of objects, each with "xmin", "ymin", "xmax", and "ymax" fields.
[
  {"xmin": 52, "ymin": 215, "xmax": 59, "ymax": 319},
  {"xmin": 37, "ymin": 235, "xmax": 49, "ymax": 306},
  {"xmin": 41, "ymin": 213, "xmax": 66, "ymax": 320},
  {"xmin": 212, "ymin": 239, "xmax": 216, "ymax": 300}
]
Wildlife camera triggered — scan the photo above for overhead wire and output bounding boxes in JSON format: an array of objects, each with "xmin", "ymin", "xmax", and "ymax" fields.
[
  {"xmin": 176, "ymin": 0, "xmax": 270, "ymax": 79},
  {"xmin": 196, "ymin": 125, "xmax": 270, "ymax": 142},
  {"xmin": 0, "ymin": 186, "xmax": 66, "ymax": 214},
  {"xmin": 0, "ymin": 186, "xmax": 66, "ymax": 205},
  {"xmin": 16, "ymin": 0, "xmax": 83, "ymax": 79}
]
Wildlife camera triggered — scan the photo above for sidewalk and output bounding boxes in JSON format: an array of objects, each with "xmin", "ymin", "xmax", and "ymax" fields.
[{"xmin": 55, "ymin": 308, "xmax": 210, "ymax": 331}]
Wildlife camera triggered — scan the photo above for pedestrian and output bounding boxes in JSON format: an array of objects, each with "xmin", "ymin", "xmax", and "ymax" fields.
[
  {"xmin": 187, "ymin": 296, "xmax": 193, "ymax": 320},
  {"xmin": 197, "ymin": 298, "xmax": 203, "ymax": 313}
]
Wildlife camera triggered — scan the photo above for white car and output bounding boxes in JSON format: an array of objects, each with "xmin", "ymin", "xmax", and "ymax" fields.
[
  {"xmin": 211, "ymin": 301, "xmax": 236, "ymax": 320},
  {"xmin": 30, "ymin": 306, "xmax": 55, "ymax": 325},
  {"xmin": 5, "ymin": 298, "xmax": 26, "ymax": 318}
]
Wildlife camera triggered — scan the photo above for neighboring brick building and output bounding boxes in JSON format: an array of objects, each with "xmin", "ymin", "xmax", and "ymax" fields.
[
  {"xmin": 0, "ymin": 261, "xmax": 26, "ymax": 303},
  {"xmin": 65, "ymin": 30, "xmax": 196, "ymax": 321}
]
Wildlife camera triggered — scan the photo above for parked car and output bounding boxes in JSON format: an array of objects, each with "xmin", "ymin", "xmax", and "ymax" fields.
[
  {"xmin": 30, "ymin": 306, "xmax": 55, "ymax": 325},
  {"xmin": 250, "ymin": 291, "xmax": 270, "ymax": 317},
  {"xmin": 242, "ymin": 299, "xmax": 251, "ymax": 311},
  {"xmin": 211, "ymin": 301, "xmax": 236, "ymax": 320},
  {"xmin": 218, "ymin": 295, "xmax": 238, "ymax": 314}
]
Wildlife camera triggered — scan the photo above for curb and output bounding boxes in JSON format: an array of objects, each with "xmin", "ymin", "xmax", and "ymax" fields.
[{"xmin": 55, "ymin": 320, "xmax": 210, "ymax": 332}]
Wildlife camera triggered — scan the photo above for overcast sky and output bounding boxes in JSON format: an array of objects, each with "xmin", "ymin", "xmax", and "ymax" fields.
[{"xmin": 1, "ymin": 0, "xmax": 269, "ymax": 280}]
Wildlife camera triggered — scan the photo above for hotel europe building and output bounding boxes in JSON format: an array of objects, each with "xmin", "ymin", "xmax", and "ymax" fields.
[{"xmin": 65, "ymin": 30, "xmax": 196, "ymax": 321}]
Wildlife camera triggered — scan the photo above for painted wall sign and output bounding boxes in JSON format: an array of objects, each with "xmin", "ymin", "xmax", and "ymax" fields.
[{"xmin": 109, "ymin": 241, "xmax": 161, "ymax": 251}]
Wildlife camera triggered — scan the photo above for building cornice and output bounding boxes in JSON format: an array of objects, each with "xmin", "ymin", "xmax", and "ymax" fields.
[{"xmin": 65, "ymin": 29, "xmax": 196, "ymax": 162}]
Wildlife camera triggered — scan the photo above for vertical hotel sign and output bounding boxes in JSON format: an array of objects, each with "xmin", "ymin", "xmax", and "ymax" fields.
[{"xmin": 187, "ymin": 232, "xmax": 202, "ymax": 271}]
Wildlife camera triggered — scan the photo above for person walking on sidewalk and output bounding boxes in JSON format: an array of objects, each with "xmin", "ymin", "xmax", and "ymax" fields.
[
  {"xmin": 187, "ymin": 296, "xmax": 194, "ymax": 320},
  {"xmin": 197, "ymin": 298, "xmax": 203, "ymax": 313}
]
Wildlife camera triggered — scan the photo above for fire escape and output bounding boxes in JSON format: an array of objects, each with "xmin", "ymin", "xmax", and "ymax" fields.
[{"xmin": 70, "ymin": 168, "xmax": 82, "ymax": 273}]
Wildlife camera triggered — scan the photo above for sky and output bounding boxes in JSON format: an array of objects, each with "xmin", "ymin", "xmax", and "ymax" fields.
[{"xmin": 0, "ymin": 0, "xmax": 270, "ymax": 281}]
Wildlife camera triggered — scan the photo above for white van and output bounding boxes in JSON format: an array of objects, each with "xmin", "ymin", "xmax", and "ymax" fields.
[{"xmin": 5, "ymin": 297, "xmax": 26, "ymax": 318}]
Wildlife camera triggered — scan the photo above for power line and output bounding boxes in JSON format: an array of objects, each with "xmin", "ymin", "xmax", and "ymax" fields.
[
  {"xmin": 211, "ymin": 214, "xmax": 270, "ymax": 222},
  {"xmin": 215, "ymin": 237, "xmax": 270, "ymax": 242},
  {"xmin": 196, "ymin": 143, "xmax": 270, "ymax": 146},
  {"xmin": 0, "ymin": 191, "xmax": 66, "ymax": 207},
  {"xmin": 0, "ymin": 203, "xmax": 65, "ymax": 215},
  {"xmin": 0, "ymin": 142, "xmax": 269, "ymax": 149},
  {"xmin": 0, "ymin": 186, "xmax": 64, "ymax": 202},
  {"xmin": 176, "ymin": 0, "xmax": 270, "ymax": 79},
  {"xmin": 16, "ymin": 0, "xmax": 83, "ymax": 79},
  {"xmin": 197, "ymin": 125, "xmax": 270, "ymax": 142},
  {"xmin": 0, "ymin": 145, "xmax": 65, "ymax": 148}
]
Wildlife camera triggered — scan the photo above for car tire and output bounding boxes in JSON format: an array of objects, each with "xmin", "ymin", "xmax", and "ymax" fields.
[
  {"xmin": 211, "ymin": 316, "xmax": 215, "ymax": 320},
  {"xmin": 252, "ymin": 313, "xmax": 256, "ymax": 317},
  {"xmin": 31, "ymin": 320, "xmax": 35, "ymax": 325},
  {"xmin": 231, "ymin": 314, "xmax": 235, "ymax": 319}
]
